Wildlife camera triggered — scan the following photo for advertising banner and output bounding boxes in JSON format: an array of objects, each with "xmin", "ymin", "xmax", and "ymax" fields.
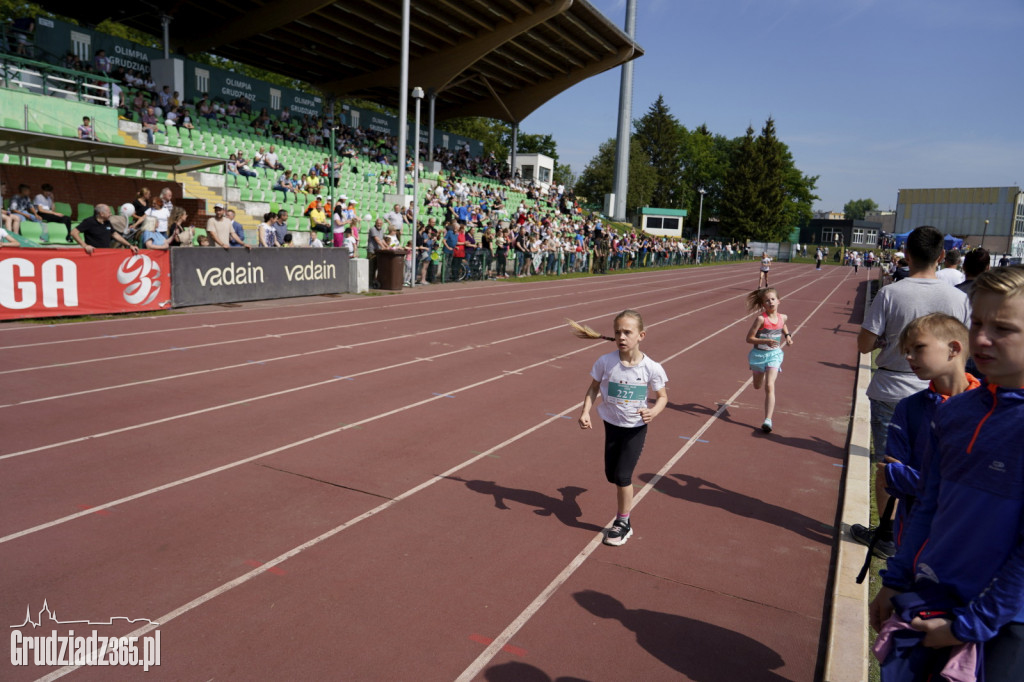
[
  {"xmin": 0, "ymin": 249, "xmax": 171, "ymax": 321},
  {"xmin": 170, "ymin": 248, "xmax": 352, "ymax": 307}
]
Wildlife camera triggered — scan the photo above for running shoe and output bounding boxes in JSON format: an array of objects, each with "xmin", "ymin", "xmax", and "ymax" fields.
[
  {"xmin": 850, "ymin": 523, "xmax": 896, "ymax": 559},
  {"xmin": 761, "ymin": 419, "xmax": 773, "ymax": 433},
  {"xmin": 604, "ymin": 519, "xmax": 632, "ymax": 546}
]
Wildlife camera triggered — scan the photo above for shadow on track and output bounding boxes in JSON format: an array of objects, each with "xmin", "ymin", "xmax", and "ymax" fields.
[
  {"xmin": 572, "ymin": 590, "xmax": 789, "ymax": 681},
  {"xmin": 638, "ymin": 473, "xmax": 834, "ymax": 545},
  {"xmin": 445, "ymin": 476, "xmax": 604, "ymax": 532}
]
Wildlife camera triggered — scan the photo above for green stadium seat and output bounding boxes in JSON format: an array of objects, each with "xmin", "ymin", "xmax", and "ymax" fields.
[{"xmin": 77, "ymin": 203, "xmax": 94, "ymax": 220}]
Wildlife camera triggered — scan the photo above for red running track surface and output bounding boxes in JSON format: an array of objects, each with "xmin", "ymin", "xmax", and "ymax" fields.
[{"xmin": 0, "ymin": 262, "xmax": 870, "ymax": 681}]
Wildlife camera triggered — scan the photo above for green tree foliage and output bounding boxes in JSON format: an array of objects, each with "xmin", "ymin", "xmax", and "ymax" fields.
[
  {"xmin": 576, "ymin": 138, "xmax": 655, "ymax": 212},
  {"xmin": 719, "ymin": 126, "xmax": 762, "ymax": 240},
  {"xmin": 514, "ymin": 132, "xmax": 558, "ymax": 160},
  {"xmin": 718, "ymin": 118, "xmax": 818, "ymax": 240},
  {"xmin": 444, "ymin": 117, "xmax": 510, "ymax": 162},
  {"xmin": 553, "ymin": 162, "xmax": 576, "ymax": 189},
  {"xmin": 843, "ymin": 198, "xmax": 878, "ymax": 220},
  {"xmin": 680, "ymin": 123, "xmax": 732, "ymax": 227},
  {"xmin": 633, "ymin": 95, "xmax": 684, "ymax": 208}
]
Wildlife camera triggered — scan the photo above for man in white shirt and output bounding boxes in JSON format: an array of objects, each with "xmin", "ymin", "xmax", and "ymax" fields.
[
  {"xmin": 935, "ymin": 249, "xmax": 965, "ymax": 286},
  {"xmin": 34, "ymin": 184, "xmax": 73, "ymax": 242}
]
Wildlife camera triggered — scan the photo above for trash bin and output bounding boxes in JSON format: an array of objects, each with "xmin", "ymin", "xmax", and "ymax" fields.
[{"xmin": 376, "ymin": 248, "xmax": 408, "ymax": 291}]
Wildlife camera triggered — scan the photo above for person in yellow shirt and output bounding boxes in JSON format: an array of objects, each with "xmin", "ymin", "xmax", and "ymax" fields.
[{"xmin": 306, "ymin": 195, "xmax": 330, "ymax": 241}]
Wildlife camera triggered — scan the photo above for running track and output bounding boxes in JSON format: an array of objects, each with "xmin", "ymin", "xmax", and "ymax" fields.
[{"xmin": 1, "ymin": 262, "xmax": 870, "ymax": 681}]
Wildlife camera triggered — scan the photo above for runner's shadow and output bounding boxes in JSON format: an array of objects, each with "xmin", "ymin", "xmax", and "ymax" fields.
[
  {"xmin": 573, "ymin": 590, "xmax": 789, "ymax": 681},
  {"xmin": 665, "ymin": 402, "xmax": 741, "ymax": 427},
  {"xmin": 638, "ymin": 473, "xmax": 833, "ymax": 545},
  {"xmin": 819, "ymin": 361, "xmax": 856, "ymax": 371},
  {"xmin": 446, "ymin": 477, "xmax": 604, "ymax": 532},
  {"xmin": 750, "ymin": 430, "xmax": 847, "ymax": 460},
  {"xmin": 484, "ymin": 662, "xmax": 588, "ymax": 682}
]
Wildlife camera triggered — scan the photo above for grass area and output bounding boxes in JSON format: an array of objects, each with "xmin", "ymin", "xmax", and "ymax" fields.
[{"xmin": 500, "ymin": 259, "xmax": 750, "ymax": 284}]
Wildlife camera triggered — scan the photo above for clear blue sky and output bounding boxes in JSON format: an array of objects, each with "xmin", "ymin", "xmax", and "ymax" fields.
[{"xmin": 522, "ymin": 0, "xmax": 1024, "ymax": 212}]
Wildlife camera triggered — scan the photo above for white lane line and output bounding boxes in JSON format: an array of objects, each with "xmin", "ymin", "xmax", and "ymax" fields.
[
  {"xmin": 453, "ymin": 270, "xmax": 852, "ymax": 681},
  {"xmin": 0, "ymin": 270, "xmax": 815, "ymax": 541},
  {"xmin": 0, "ymin": 267, "xmax": 691, "ymax": 347},
  {"xmin": 29, "ymin": 267, "xmax": 806, "ymax": 681},
  {"xmin": 27, "ymin": 267, "xmax": 843, "ymax": 682},
  {"xmin": 0, "ymin": 269, "xmax": 746, "ymax": 374},
  {"xmin": 0, "ymin": 269, "xmax": 760, "ymax": 407}
]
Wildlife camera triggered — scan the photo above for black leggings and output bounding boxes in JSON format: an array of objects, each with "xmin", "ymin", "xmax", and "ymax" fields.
[{"xmin": 603, "ymin": 421, "xmax": 648, "ymax": 487}]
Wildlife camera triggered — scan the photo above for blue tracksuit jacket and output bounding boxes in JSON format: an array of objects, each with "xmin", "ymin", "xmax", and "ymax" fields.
[{"xmin": 882, "ymin": 382, "xmax": 1024, "ymax": 643}]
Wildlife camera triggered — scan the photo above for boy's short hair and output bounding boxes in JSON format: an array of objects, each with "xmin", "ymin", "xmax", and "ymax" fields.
[
  {"xmin": 962, "ymin": 248, "xmax": 989, "ymax": 278},
  {"xmin": 905, "ymin": 226, "xmax": 944, "ymax": 268},
  {"xmin": 899, "ymin": 313, "xmax": 969, "ymax": 354},
  {"xmin": 970, "ymin": 266, "xmax": 1024, "ymax": 302}
]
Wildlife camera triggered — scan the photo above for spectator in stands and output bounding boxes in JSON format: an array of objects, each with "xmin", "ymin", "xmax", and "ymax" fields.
[
  {"xmin": 141, "ymin": 106, "xmax": 160, "ymax": 145},
  {"xmin": 205, "ymin": 204, "xmax": 248, "ymax": 250},
  {"xmin": 129, "ymin": 187, "xmax": 150, "ymax": 224},
  {"xmin": 232, "ymin": 153, "xmax": 258, "ymax": 186},
  {"xmin": 33, "ymin": 184, "xmax": 73, "ymax": 242},
  {"xmin": 253, "ymin": 147, "xmax": 269, "ymax": 175},
  {"xmin": 226, "ymin": 209, "xmax": 247, "ymax": 248},
  {"xmin": 258, "ymin": 212, "xmax": 278, "ymax": 247},
  {"xmin": 279, "ymin": 106, "xmax": 291, "ymax": 123},
  {"xmin": 159, "ymin": 188, "xmax": 174, "ymax": 215},
  {"xmin": 198, "ymin": 96, "xmax": 216, "ymax": 121},
  {"xmin": 70, "ymin": 204, "xmax": 139, "ymax": 255},
  {"xmin": 306, "ymin": 196, "xmax": 330, "ymax": 239},
  {"xmin": 166, "ymin": 206, "xmax": 194, "ymax": 246},
  {"xmin": 273, "ymin": 209, "xmax": 290, "ymax": 246},
  {"xmin": 1, "ymin": 182, "xmax": 22, "ymax": 235},
  {"xmin": 384, "ymin": 203, "xmax": 404, "ymax": 235},
  {"xmin": 264, "ymin": 146, "xmax": 284, "ymax": 172},
  {"xmin": 273, "ymin": 170, "xmax": 298, "ymax": 202},
  {"xmin": 140, "ymin": 221, "xmax": 169, "ymax": 250},
  {"xmin": 143, "ymin": 197, "xmax": 170, "ymax": 235},
  {"xmin": 93, "ymin": 49, "xmax": 110, "ymax": 74},
  {"xmin": 78, "ymin": 116, "xmax": 96, "ymax": 141},
  {"xmin": 9, "ymin": 184, "xmax": 45, "ymax": 241},
  {"xmin": 157, "ymin": 85, "xmax": 171, "ymax": 111}
]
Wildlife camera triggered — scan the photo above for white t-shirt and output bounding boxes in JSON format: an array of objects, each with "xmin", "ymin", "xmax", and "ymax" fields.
[
  {"xmin": 33, "ymin": 194, "xmax": 55, "ymax": 211},
  {"xmin": 591, "ymin": 351, "xmax": 668, "ymax": 428},
  {"xmin": 936, "ymin": 267, "xmax": 966, "ymax": 286},
  {"xmin": 343, "ymin": 235, "xmax": 357, "ymax": 257},
  {"xmin": 145, "ymin": 206, "xmax": 170, "ymax": 233}
]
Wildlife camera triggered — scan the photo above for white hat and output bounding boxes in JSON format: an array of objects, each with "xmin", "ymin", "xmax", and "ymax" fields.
[{"xmin": 119, "ymin": 202, "xmax": 135, "ymax": 218}]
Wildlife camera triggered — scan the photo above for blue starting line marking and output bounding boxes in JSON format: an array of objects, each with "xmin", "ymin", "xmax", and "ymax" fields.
[
  {"xmin": 679, "ymin": 436, "xmax": 709, "ymax": 443},
  {"xmin": 546, "ymin": 413, "xmax": 572, "ymax": 420},
  {"xmin": 247, "ymin": 360, "xmax": 265, "ymax": 365},
  {"xmin": 833, "ymin": 463, "xmax": 845, "ymax": 468},
  {"xmin": 334, "ymin": 376, "xmax": 355, "ymax": 381},
  {"xmin": 433, "ymin": 392, "xmax": 455, "ymax": 399}
]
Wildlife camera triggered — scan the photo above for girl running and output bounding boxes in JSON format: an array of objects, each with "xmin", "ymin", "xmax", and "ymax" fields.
[
  {"xmin": 745, "ymin": 288, "xmax": 794, "ymax": 433},
  {"xmin": 759, "ymin": 252, "xmax": 772, "ymax": 288},
  {"xmin": 577, "ymin": 311, "xmax": 668, "ymax": 546}
]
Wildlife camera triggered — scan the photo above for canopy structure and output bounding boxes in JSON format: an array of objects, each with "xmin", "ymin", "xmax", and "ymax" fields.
[
  {"xmin": 41, "ymin": 0, "xmax": 644, "ymax": 124},
  {"xmin": 0, "ymin": 127, "xmax": 223, "ymax": 174},
  {"xmin": 944, "ymin": 234, "xmax": 964, "ymax": 251}
]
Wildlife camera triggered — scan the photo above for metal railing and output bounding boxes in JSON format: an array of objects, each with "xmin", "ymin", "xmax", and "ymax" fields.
[{"xmin": 1, "ymin": 52, "xmax": 117, "ymax": 106}]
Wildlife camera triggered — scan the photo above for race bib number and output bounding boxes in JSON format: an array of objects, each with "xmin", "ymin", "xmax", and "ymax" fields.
[{"xmin": 608, "ymin": 381, "xmax": 647, "ymax": 404}]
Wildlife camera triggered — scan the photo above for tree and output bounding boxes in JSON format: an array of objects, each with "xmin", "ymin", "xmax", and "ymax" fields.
[
  {"xmin": 753, "ymin": 117, "xmax": 787, "ymax": 239},
  {"xmin": 514, "ymin": 132, "xmax": 558, "ymax": 160},
  {"xmin": 633, "ymin": 95, "xmax": 684, "ymax": 208},
  {"xmin": 719, "ymin": 126, "xmax": 761, "ymax": 240},
  {"xmin": 679, "ymin": 123, "xmax": 731, "ymax": 226},
  {"xmin": 575, "ymin": 137, "xmax": 655, "ymax": 216},
  {"xmin": 843, "ymin": 198, "xmax": 878, "ymax": 221},
  {"xmin": 553, "ymin": 162, "xmax": 576, "ymax": 189}
]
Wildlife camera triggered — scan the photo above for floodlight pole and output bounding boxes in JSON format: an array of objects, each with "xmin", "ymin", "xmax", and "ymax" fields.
[
  {"xmin": 611, "ymin": 0, "xmax": 637, "ymax": 221},
  {"xmin": 696, "ymin": 187, "xmax": 706, "ymax": 264},
  {"xmin": 396, "ymin": 0, "xmax": 410, "ymax": 199},
  {"xmin": 412, "ymin": 87, "xmax": 424, "ymax": 288},
  {"xmin": 982, "ymin": 219, "xmax": 989, "ymax": 249}
]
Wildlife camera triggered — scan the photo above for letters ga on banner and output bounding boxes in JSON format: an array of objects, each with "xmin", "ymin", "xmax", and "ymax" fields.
[{"xmin": 0, "ymin": 249, "xmax": 171, "ymax": 320}]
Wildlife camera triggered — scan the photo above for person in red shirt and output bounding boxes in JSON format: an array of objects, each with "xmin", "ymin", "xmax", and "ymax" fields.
[{"xmin": 452, "ymin": 223, "xmax": 467, "ymax": 279}]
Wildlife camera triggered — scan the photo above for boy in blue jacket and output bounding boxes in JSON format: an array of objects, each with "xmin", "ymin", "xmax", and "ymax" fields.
[
  {"xmin": 870, "ymin": 267, "xmax": 1024, "ymax": 681},
  {"xmin": 851, "ymin": 313, "xmax": 979, "ymax": 558}
]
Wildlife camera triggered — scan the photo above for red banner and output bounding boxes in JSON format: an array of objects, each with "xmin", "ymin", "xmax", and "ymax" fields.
[{"xmin": 0, "ymin": 248, "xmax": 171, "ymax": 320}]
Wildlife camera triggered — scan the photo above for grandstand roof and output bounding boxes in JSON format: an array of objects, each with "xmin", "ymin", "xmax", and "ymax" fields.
[{"xmin": 49, "ymin": 0, "xmax": 643, "ymax": 123}]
